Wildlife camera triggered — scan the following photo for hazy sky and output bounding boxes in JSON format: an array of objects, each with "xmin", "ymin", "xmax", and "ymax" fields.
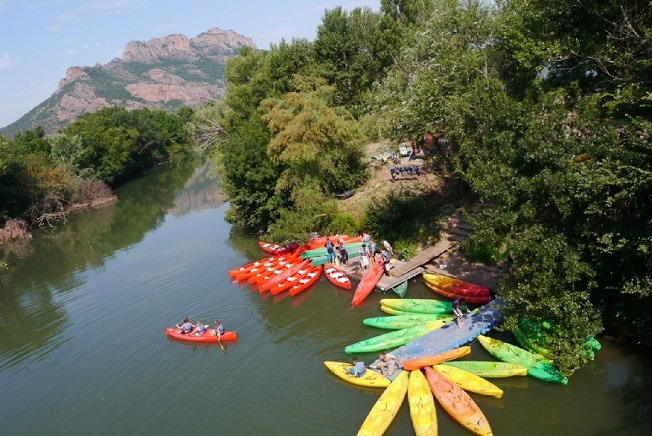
[{"xmin": 0, "ymin": 0, "xmax": 380, "ymax": 128}]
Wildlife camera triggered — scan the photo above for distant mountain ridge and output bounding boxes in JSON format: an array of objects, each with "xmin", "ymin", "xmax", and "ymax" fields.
[{"xmin": 0, "ymin": 28, "xmax": 255, "ymax": 136}]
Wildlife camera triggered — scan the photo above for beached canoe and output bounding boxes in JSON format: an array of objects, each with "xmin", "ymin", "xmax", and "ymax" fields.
[
  {"xmin": 357, "ymin": 371, "xmax": 409, "ymax": 436},
  {"xmin": 351, "ymin": 261, "xmax": 385, "ymax": 307},
  {"xmin": 423, "ymin": 273, "xmax": 491, "ymax": 296},
  {"xmin": 324, "ymin": 266, "xmax": 351, "ymax": 290},
  {"xmin": 441, "ymin": 361, "xmax": 527, "ymax": 378},
  {"xmin": 323, "ymin": 361, "xmax": 390, "ymax": 388},
  {"xmin": 380, "ymin": 298, "xmax": 453, "ymax": 314},
  {"xmin": 477, "ymin": 335, "xmax": 568, "ymax": 385},
  {"xmin": 434, "ymin": 364, "xmax": 503, "ymax": 398},
  {"xmin": 345, "ymin": 321, "xmax": 446, "ymax": 354},
  {"xmin": 164, "ymin": 328, "xmax": 237, "ymax": 343},
  {"xmin": 408, "ymin": 369, "xmax": 438, "ymax": 436},
  {"xmin": 289, "ymin": 265, "xmax": 323, "ymax": 296},
  {"xmin": 423, "ymin": 281, "xmax": 491, "ymax": 305},
  {"xmin": 363, "ymin": 313, "xmax": 454, "ymax": 330},
  {"xmin": 402, "ymin": 346, "xmax": 472, "ymax": 370},
  {"xmin": 425, "ymin": 366, "xmax": 493, "ymax": 436}
]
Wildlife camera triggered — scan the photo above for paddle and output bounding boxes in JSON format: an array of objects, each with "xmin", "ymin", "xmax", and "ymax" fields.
[{"xmin": 214, "ymin": 321, "xmax": 226, "ymax": 352}]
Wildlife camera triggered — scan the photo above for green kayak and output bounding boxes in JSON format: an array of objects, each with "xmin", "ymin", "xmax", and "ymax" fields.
[
  {"xmin": 380, "ymin": 304, "xmax": 420, "ymax": 316},
  {"xmin": 310, "ymin": 244, "xmax": 364, "ymax": 266},
  {"xmin": 442, "ymin": 361, "xmax": 528, "ymax": 378},
  {"xmin": 345, "ymin": 321, "xmax": 446, "ymax": 354},
  {"xmin": 302, "ymin": 242, "xmax": 363, "ymax": 259},
  {"xmin": 380, "ymin": 298, "xmax": 453, "ymax": 314},
  {"xmin": 363, "ymin": 313, "xmax": 454, "ymax": 330},
  {"xmin": 390, "ymin": 281, "xmax": 408, "ymax": 298},
  {"xmin": 477, "ymin": 335, "xmax": 568, "ymax": 385}
]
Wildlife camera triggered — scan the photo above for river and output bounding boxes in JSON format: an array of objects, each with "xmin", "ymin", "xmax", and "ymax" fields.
[{"xmin": 1, "ymin": 161, "xmax": 651, "ymax": 435}]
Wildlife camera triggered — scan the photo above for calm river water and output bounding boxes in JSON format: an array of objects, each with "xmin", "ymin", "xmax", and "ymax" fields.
[{"xmin": 1, "ymin": 161, "xmax": 651, "ymax": 435}]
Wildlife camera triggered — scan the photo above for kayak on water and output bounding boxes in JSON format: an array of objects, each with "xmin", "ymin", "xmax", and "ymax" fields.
[
  {"xmin": 324, "ymin": 266, "xmax": 351, "ymax": 290},
  {"xmin": 164, "ymin": 327, "xmax": 237, "ymax": 343},
  {"xmin": 351, "ymin": 261, "xmax": 385, "ymax": 307}
]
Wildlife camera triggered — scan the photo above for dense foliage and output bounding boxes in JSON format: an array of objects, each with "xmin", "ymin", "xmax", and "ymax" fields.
[
  {"xmin": 0, "ymin": 107, "xmax": 190, "ymax": 233},
  {"xmin": 199, "ymin": 0, "xmax": 650, "ymax": 373}
]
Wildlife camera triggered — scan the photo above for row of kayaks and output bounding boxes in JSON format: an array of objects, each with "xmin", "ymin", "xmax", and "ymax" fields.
[{"xmin": 327, "ymin": 345, "xmax": 526, "ymax": 436}]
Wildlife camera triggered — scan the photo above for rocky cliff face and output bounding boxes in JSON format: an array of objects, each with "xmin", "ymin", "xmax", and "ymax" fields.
[{"xmin": 1, "ymin": 28, "xmax": 255, "ymax": 136}]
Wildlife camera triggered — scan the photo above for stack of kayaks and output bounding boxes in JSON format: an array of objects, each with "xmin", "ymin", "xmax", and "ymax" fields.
[
  {"xmin": 363, "ymin": 313, "xmax": 453, "ymax": 330},
  {"xmin": 442, "ymin": 361, "xmax": 527, "ymax": 378},
  {"xmin": 344, "ymin": 321, "xmax": 448, "ymax": 354},
  {"xmin": 351, "ymin": 261, "xmax": 385, "ymax": 307},
  {"xmin": 165, "ymin": 327, "xmax": 237, "ymax": 343},
  {"xmin": 478, "ymin": 335, "xmax": 568, "ymax": 385},
  {"xmin": 423, "ymin": 273, "xmax": 492, "ymax": 305},
  {"xmin": 380, "ymin": 298, "xmax": 453, "ymax": 314}
]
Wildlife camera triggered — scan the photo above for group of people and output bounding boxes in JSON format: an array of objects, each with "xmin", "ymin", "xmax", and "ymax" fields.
[
  {"xmin": 345, "ymin": 352, "xmax": 402, "ymax": 379},
  {"xmin": 324, "ymin": 236, "xmax": 349, "ymax": 266},
  {"xmin": 389, "ymin": 164, "xmax": 421, "ymax": 180},
  {"xmin": 176, "ymin": 317, "xmax": 226, "ymax": 340},
  {"xmin": 358, "ymin": 232, "xmax": 393, "ymax": 276}
]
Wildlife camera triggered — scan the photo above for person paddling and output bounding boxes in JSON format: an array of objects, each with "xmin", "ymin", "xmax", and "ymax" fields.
[
  {"xmin": 214, "ymin": 320, "xmax": 225, "ymax": 341},
  {"xmin": 176, "ymin": 317, "xmax": 194, "ymax": 334}
]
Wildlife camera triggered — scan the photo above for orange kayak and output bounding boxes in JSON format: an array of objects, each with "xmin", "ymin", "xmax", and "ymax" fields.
[
  {"xmin": 324, "ymin": 266, "xmax": 351, "ymax": 290},
  {"xmin": 289, "ymin": 265, "xmax": 323, "ymax": 296},
  {"xmin": 425, "ymin": 366, "xmax": 493, "ymax": 436},
  {"xmin": 165, "ymin": 328, "xmax": 237, "ymax": 343},
  {"xmin": 351, "ymin": 261, "xmax": 385, "ymax": 306},
  {"xmin": 259, "ymin": 259, "xmax": 311, "ymax": 292},
  {"xmin": 228, "ymin": 255, "xmax": 277, "ymax": 277},
  {"xmin": 402, "ymin": 346, "xmax": 472, "ymax": 370},
  {"xmin": 234, "ymin": 258, "xmax": 282, "ymax": 282},
  {"xmin": 270, "ymin": 264, "xmax": 314, "ymax": 295}
]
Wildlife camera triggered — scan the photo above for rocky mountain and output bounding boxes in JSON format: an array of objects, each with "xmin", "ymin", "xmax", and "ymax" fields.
[{"xmin": 0, "ymin": 28, "xmax": 255, "ymax": 136}]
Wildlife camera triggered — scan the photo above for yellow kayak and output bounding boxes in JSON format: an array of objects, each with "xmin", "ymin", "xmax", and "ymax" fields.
[
  {"xmin": 358, "ymin": 371, "xmax": 409, "ymax": 436},
  {"xmin": 380, "ymin": 304, "xmax": 416, "ymax": 316},
  {"xmin": 408, "ymin": 370, "xmax": 438, "ymax": 436},
  {"xmin": 434, "ymin": 365, "xmax": 503, "ymax": 398},
  {"xmin": 324, "ymin": 361, "xmax": 390, "ymax": 388},
  {"xmin": 425, "ymin": 366, "xmax": 493, "ymax": 436}
]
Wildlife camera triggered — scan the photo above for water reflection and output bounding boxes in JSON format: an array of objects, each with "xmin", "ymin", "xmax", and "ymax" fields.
[{"xmin": 0, "ymin": 158, "xmax": 224, "ymax": 370}]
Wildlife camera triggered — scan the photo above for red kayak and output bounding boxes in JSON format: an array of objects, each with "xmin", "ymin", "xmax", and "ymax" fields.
[
  {"xmin": 289, "ymin": 265, "xmax": 323, "ymax": 296},
  {"xmin": 165, "ymin": 328, "xmax": 237, "ymax": 343},
  {"xmin": 270, "ymin": 264, "xmax": 313, "ymax": 295},
  {"xmin": 324, "ymin": 266, "xmax": 351, "ymax": 290},
  {"xmin": 228, "ymin": 255, "xmax": 278, "ymax": 277},
  {"xmin": 259, "ymin": 259, "xmax": 311, "ymax": 292},
  {"xmin": 424, "ymin": 282, "xmax": 491, "ymax": 305},
  {"xmin": 234, "ymin": 258, "xmax": 282, "ymax": 282},
  {"xmin": 351, "ymin": 261, "xmax": 385, "ymax": 306}
]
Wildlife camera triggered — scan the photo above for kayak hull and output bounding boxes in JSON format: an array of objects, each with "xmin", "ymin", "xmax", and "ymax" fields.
[
  {"xmin": 434, "ymin": 364, "xmax": 503, "ymax": 398},
  {"xmin": 165, "ymin": 328, "xmax": 237, "ymax": 343},
  {"xmin": 363, "ymin": 313, "xmax": 454, "ymax": 330},
  {"xmin": 352, "ymin": 262, "xmax": 385, "ymax": 307},
  {"xmin": 477, "ymin": 335, "xmax": 568, "ymax": 385},
  {"xmin": 425, "ymin": 366, "xmax": 493, "ymax": 436},
  {"xmin": 408, "ymin": 369, "xmax": 438, "ymax": 436},
  {"xmin": 357, "ymin": 371, "xmax": 409, "ymax": 436},
  {"xmin": 402, "ymin": 346, "xmax": 472, "ymax": 370},
  {"xmin": 324, "ymin": 266, "xmax": 351, "ymax": 290},
  {"xmin": 289, "ymin": 265, "xmax": 323, "ymax": 296},
  {"xmin": 441, "ymin": 361, "xmax": 528, "ymax": 378},
  {"xmin": 380, "ymin": 298, "xmax": 453, "ymax": 314}
]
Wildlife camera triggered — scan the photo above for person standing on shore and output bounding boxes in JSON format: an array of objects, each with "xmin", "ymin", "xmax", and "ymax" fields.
[{"xmin": 359, "ymin": 244, "xmax": 370, "ymax": 273}]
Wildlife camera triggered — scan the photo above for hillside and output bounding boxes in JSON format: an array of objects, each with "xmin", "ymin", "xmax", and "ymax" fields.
[{"xmin": 0, "ymin": 28, "xmax": 255, "ymax": 137}]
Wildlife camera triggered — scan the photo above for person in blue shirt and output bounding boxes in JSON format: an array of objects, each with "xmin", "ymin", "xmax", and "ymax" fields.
[
  {"xmin": 214, "ymin": 320, "xmax": 225, "ymax": 341},
  {"xmin": 193, "ymin": 321, "xmax": 207, "ymax": 336},
  {"xmin": 346, "ymin": 357, "xmax": 366, "ymax": 377},
  {"xmin": 176, "ymin": 317, "xmax": 194, "ymax": 334},
  {"xmin": 324, "ymin": 238, "xmax": 335, "ymax": 264}
]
